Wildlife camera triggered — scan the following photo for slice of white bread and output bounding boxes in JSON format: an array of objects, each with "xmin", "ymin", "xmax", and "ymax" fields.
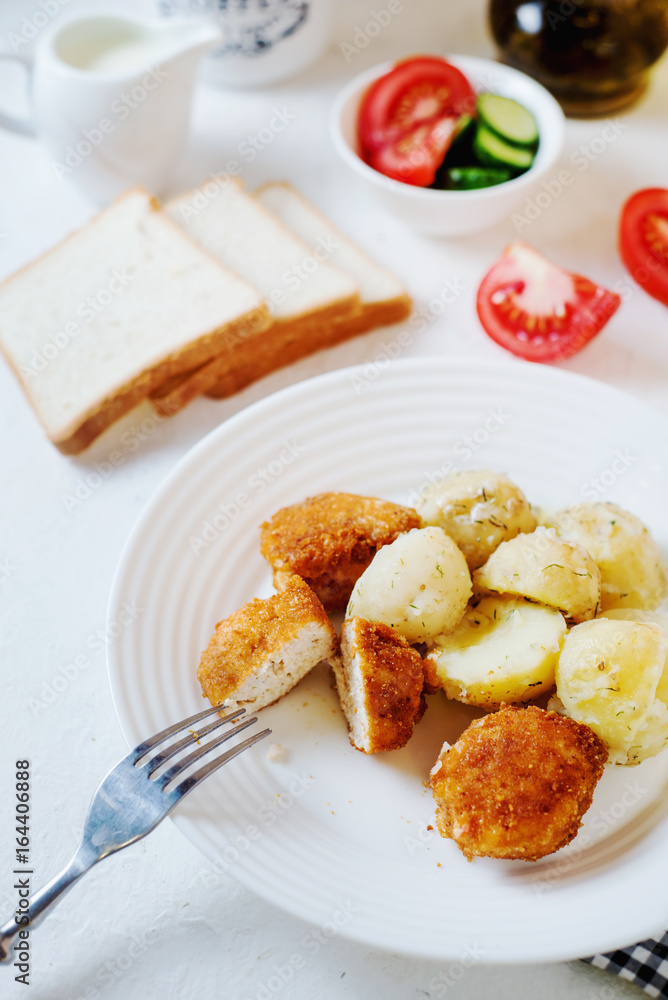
[
  {"xmin": 255, "ymin": 181, "xmax": 412, "ymax": 334},
  {"xmin": 0, "ymin": 188, "xmax": 269, "ymax": 453},
  {"xmin": 152, "ymin": 179, "xmax": 361, "ymax": 415},
  {"xmin": 203, "ymin": 183, "xmax": 414, "ymax": 402},
  {"xmin": 332, "ymin": 616, "xmax": 425, "ymax": 753},
  {"xmin": 197, "ymin": 574, "xmax": 338, "ymax": 711}
]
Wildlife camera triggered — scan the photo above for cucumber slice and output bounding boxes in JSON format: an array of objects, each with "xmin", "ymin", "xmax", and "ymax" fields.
[
  {"xmin": 477, "ymin": 94, "xmax": 539, "ymax": 147},
  {"xmin": 473, "ymin": 125, "xmax": 536, "ymax": 171},
  {"xmin": 447, "ymin": 166, "xmax": 512, "ymax": 190}
]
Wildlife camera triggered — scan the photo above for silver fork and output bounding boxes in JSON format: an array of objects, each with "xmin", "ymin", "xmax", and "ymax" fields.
[{"xmin": 0, "ymin": 703, "xmax": 270, "ymax": 962}]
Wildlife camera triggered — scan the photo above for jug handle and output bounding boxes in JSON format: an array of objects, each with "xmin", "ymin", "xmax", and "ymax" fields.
[{"xmin": 0, "ymin": 52, "xmax": 34, "ymax": 136}]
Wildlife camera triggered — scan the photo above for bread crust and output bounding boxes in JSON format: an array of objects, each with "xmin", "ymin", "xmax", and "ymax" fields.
[
  {"xmin": 156, "ymin": 179, "xmax": 412, "ymax": 408},
  {"xmin": 197, "ymin": 574, "xmax": 337, "ymax": 710},
  {"xmin": 430, "ymin": 705, "xmax": 608, "ymax": 862},
  {"xmin": 335, "ymin": 617, "xmax": 425, "ymax": 753},
  {"xmin": 260, "ymin": 492, "xmax": 420, "ymax": 612},
  {"xmin": 151, "ymin": 294, "xmax": 359, "ymax": 415},
  {"xmin": 52, "ymin": 305, "xmax": 269, "ymax": 452},
  {"xmin": 202, "ymin": 293, "xmax": 412, "ymax": 402},
  {"xmin": 148, "ymin": 307, "xmax": 272, "ymax": 416},
  {"xmin": 153, "ymin": 178, "xmax": 363, "ymax": 412}
]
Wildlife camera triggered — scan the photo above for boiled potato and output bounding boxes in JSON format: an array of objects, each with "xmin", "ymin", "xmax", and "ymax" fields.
[
  {"xmin": 417, "ymin": 469, "xmax": 537, "ymax": 570},
  {"xmin": 424, "ymin": 595, "xmax": 566, "ymax": 710},
  {"xmin": 549, "ymin": 501, "xmax": 666, "ymax": 611},
  {"xmin": 598, "ymin": 609, "xmax": 668, "ymax": 763},
  {"xmin": 628, "ymin": 700, "xmax": 668, "ymax": 765},
  {"xmin": 473, "ymin": 526, "xmax": 600, "ymax": 623},
  {"xmin": 598, "ymin": 608, "xmax": 668, "ymax": 631},
  {"xmin": 346, "ymin": 526, "xmax": 471, "ymax": 643},
  {"xmin": 556, "ymin": 617, "xmax": 668, "ymax": 765}
]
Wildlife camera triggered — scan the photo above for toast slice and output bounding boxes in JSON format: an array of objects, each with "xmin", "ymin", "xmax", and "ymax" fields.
[
  {"xmin": 152, "ymin": 179, "xmax": 360, "ymax": 415},
  {"xmin": 197, "ymin": 575, "xmax": 338, "ymax": 711},
  {"xmin": 255, "ymin": 182, "xmax": 412, "ymax": 335},
  {"xmin": 0, "ymin": 188, "xmax": 269, "ymax": 453},
  {"xmin": 332, "ymin": 616, "xmax": 425, "ymax": 753},
  {"xmin": 202, "ymin": 182, "xmax": 414, "ymax": 402}
]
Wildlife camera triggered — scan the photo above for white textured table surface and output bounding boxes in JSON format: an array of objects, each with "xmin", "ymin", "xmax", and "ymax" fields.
[{"xmin": 2, "ymin": 0, "xmax": 667, "ymax": 997}]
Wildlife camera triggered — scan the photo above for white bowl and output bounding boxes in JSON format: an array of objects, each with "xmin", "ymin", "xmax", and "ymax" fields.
[{"xmin": 330, "ymin": 54, "xmax": 565, "ymax": 237}]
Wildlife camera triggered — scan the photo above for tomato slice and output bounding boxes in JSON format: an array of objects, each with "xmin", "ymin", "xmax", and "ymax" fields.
[
  {"xmin": 619, "ymin": 188, "xmax": 668, "ymax": 306},
  {"xmin": 476, "ymin": 243, "xmax": 621, "ymax": 362},
  {"xmin": 367, "ymin": 116, "xmax": 458, "ymax": 187},
  {"xmin": 358, "ymin": 56, "xmax": 476, "ymax": 155}
]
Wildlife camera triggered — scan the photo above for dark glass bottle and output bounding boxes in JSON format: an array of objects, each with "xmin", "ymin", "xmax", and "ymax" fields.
[{"xmin": 489, "ymin": 0, "xmax": 668, "ymax": 116}]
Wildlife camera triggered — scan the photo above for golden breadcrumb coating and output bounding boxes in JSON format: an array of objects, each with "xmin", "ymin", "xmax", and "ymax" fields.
[
  {"xmin": 337, "ymin": 617, "xmax": 425, "ymax": 753},
  {"xmin": 430, "ymin": 705, "xmax": 607, "ymax": 862},
  {"xmin": 260, "ymin": 492, "xmax": 420, "ymax": 611},
  {"xmin": 197, "ymin": 574, "xmax": 337, "ymax": 709}
]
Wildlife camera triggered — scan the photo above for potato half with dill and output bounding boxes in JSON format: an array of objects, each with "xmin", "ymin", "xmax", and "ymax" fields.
[
  {"xmin": 556, "ymin": 616, "xmax": 668, "ymax": 765},
  {"xmin": 473, "ymin": 526, "xmax": 600, "ymax": 623},
  {"xmin": 346, "ymin": 526, "xmax": 471, "ymax": 643},
  {"xmin": 548, "ymin": 501, "xmax": 666, "ymax": 612},
  {"xmin": 417, "ymin": 469, "xmax": 537, "ymax": 570},
  {"xmin": 424, "ymin": 595, "xmax": 566, "ymax": 709},
  {"xmin": 430, "ymin": 705, "xmax": 607, "ymax": 861}
]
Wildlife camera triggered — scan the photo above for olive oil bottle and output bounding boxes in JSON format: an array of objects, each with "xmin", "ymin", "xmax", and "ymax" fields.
[{"xmin": 489, "ymin": 0, "xmax": 668, "ymax": 115}]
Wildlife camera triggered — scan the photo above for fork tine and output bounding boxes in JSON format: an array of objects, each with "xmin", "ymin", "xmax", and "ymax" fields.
[
  {"xmin": 143, "ymin": 710, "xmax": 248, "ymax": 776},
  {"xmin": 155, "ymin": 715, "xmax": 261, "ymax": 789},
  {"xmin": 170, "ymin": 728, "xmax": 272, "ymax": 801},
  {"xmin": 131, "ymin": 703, "xmax": 244, "ymax": 763}
]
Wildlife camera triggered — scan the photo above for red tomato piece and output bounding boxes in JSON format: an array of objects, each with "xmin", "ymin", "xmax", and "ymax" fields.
[
  {"xmin": 358, "ymin": 56, "xmax": 476, "ymax": 155},
  {"xmin": 476, "ymin": 243, "xmax": 621, "ymax": 362},
  {"xmin": 368, "ymin": 116, "xmax": 458, "ymax": 187},
  {"xmin": 619, "ymin": 188, "xmax": 668, "ymax": 306}
]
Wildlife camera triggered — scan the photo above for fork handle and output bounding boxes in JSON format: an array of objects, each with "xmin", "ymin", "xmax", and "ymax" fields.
[{"xmin": 0, "ymin": 848, "xmax": 95, "ymax": 962}]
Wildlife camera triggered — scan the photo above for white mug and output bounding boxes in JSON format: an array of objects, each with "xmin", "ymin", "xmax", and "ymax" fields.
[
  {"xmin": 0, "ymin": 11, "xmax": 222, "ymax": 202},
  {"xmin": 160, "ymin": 0, "xmax": 333, "ymax": 88}
]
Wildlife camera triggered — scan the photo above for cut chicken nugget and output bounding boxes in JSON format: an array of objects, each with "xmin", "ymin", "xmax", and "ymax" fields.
[
  {"xmin": 198, "ymin": 575, "xmax": 337, "ymax": 710},
  {"xmin": 332, "ymin": 616, "xmax": 425, "ymax": 753},
  {"xmin": 260, "ymin": 492, "xmax": 420, "ymax": 611},
  {"xmin": 430, "ymin": 705, "xmax": 607, "ymax": 861}
]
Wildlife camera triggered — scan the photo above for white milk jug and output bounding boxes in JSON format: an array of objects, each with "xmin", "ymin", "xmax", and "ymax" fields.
[{"xmin": 0, "ymin": 11, "xmax": 222, "ymax": 201}]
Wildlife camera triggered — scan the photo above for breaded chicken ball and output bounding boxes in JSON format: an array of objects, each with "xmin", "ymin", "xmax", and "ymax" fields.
[{"xmin": 430, "ymin": 706, "xmax": 607, "ymax": 861}]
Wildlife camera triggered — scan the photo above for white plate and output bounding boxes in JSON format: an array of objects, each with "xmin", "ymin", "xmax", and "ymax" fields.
[{"xmin": 107, "ymin": 357, "xmax": 668, "ymax": 963}]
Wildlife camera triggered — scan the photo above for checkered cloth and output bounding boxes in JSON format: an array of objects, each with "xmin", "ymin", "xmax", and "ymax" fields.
[{"xmin": 584, "ymin": 936, "xmax": 668, "ymax": 997}]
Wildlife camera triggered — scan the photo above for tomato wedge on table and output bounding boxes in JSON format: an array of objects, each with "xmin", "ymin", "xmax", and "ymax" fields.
[
  {"xmin": 476, "ymin": 243, "xmax": 621, "ymax": 362},
  {"xmin": 358, "ymin": 56, "xmax": 476, "ymax": 154},
  {"xmin": 619, "ymin": 188, "xmax": 668, "ymax": 306}
]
